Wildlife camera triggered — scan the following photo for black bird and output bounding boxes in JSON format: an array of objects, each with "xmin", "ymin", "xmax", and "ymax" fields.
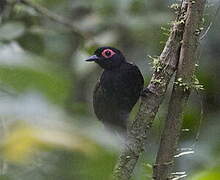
[{"xmin": 85, "ymin": 47, "xmax": 144, "ymax": 133}]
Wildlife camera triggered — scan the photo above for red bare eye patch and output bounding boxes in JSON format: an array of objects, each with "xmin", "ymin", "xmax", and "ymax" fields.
[{"xmin": 101, "ymin": 49, "xmax": 116, "ymax": 58}]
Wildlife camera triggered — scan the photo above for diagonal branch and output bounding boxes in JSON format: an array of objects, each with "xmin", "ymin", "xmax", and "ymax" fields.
[
  {"xmin": 200, "ymin": 2, "xmax": 220, "ymax": 40},
  {"xmin": 13, "ymin": 0, "xmax": 89, "ymax": 39},
  {"xmin": 113, "ymin": 1, "xmax": 188, "ymax": 179},
  {"xmin": 153, "ymin": 0, "xmax": 206, "ymax": 179}
]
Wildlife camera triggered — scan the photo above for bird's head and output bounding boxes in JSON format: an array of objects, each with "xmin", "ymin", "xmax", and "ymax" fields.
[{"xmin": 85, "ymin": 47, "xmax": 126, "ymax": 70}]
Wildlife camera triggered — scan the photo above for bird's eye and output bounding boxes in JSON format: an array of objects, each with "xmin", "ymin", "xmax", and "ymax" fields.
[
  {"xmin": 105, "ymin": 50, "xmax": 111, "ymax": 56},
  {"xmin": 102, "ymin": 49, "xmax": 116, "ymax": 58}
]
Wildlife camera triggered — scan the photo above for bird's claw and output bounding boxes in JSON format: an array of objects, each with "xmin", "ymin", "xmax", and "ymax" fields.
[{"xmin": 140, "ymin": 87, "xmax": 151, "ymax": 97}]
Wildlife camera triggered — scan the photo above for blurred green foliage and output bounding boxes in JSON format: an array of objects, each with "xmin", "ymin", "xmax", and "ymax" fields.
[{"xmin": 0, "ymin": 0, "xmax": 220, "ymax": 179}]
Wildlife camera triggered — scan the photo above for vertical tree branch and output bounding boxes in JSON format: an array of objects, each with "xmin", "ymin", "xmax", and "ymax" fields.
[
  {"xmin": 153, "ymin": 0, "xmax": 206, "ymax": 180},
  {"xmin": 113, "ymin": 2, "xmax": 188, "ymax": 179}
]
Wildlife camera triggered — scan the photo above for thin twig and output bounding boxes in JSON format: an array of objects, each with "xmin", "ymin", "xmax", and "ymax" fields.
[
  {"xmin": 15, "ymin": 0, "xmax": 89, "ymax": 39},
  {"xmin": 200, "ymin": 2, "xmax": 220, "ymax": 40},
  {"xmin": 191, "ymin": 91, "xmax": 204, "ymax": 148}
]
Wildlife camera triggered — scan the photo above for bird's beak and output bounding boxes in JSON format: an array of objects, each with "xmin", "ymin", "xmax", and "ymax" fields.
[{"xmin": 85, "ymin": 55, "xmax": 99, "ymax": 62}]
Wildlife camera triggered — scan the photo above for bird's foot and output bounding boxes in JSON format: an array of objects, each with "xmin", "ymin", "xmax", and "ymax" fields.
[{"xmin": 140, "ymin": 87, "xmax": 151, "ymax": 97}]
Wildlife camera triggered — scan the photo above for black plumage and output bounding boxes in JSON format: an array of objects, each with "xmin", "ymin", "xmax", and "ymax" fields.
[{"xmin": 85, "ymin": 47, "xmax": 144, "ymax": 132}]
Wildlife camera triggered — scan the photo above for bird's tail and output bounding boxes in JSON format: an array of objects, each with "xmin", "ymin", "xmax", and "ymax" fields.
[{"xmin": 103, "ymin": 111, "xmax": 129, "ymax": 138}]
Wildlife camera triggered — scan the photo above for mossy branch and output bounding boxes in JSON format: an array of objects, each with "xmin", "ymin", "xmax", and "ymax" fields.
[
  {"xmin": 113, "ymin": 1, "xmax": 188, "ymax": 179},
  {"xmin": 153, "ymin": 0, "xmax": 206, "ymax": 179}
]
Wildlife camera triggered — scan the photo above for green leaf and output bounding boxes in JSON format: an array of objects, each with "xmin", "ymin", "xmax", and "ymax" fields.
[
  {"xmin": 0, "ymin": 66, "xmax": 71, "ymax": 105},
  {"xmin": 189, "ymin": 168, "xmax": 220, "ymax": 180}
]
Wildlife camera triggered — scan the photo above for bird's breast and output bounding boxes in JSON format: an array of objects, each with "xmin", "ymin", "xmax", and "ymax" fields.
[{"xmin": 100, "ymin": 70, "xmax": 123, "ymax": 94}]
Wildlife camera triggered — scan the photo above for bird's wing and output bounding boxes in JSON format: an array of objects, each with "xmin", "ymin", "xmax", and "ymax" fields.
[
  {"xmin": 117, "ymin": 64, "xmax": 144, "ymax": 111},
  {"xmin": 93, "ymin": 80, "xmax": 106, "ymax": 121},
  {"xmin": 131, "ymin": 64, "xmax": 144, "ymax": 97},
  {"xmin": 93, "ymin": 79, "xmax": 128, "ymax": 130}
]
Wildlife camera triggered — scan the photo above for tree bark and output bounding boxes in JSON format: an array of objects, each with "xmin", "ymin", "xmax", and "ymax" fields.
[
  {"xmin": 113, "ymin": 2, "xmax": 188, "ymax": 179},
  {"xmin": 153, "ymin": 0, "xmax": 206, "ymax": 180}
]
